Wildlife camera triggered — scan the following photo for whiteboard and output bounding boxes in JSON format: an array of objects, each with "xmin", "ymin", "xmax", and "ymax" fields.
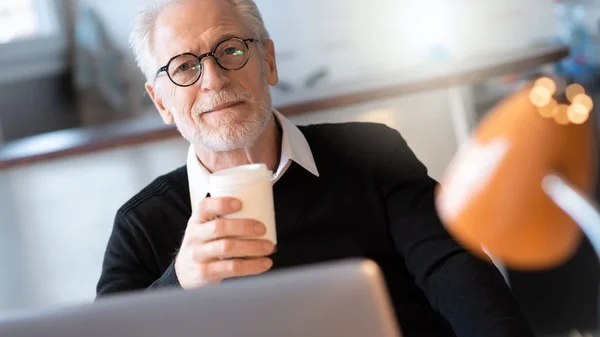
[
  {"xmin": 255, "ymin": 0, "xmax": 556, "ymax": 97},
  {"xmin": 80, "ymin": 0, "xmax": 557, "ymax": 105}
]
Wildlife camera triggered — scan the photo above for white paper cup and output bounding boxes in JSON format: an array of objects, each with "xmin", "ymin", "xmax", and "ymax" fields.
[{"xmin": 208, "ymin": 164, "xmax": 277, "ymax": 244}]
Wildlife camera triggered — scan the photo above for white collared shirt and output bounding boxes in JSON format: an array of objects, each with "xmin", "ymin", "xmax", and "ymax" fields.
[{"xmin": 186, "ymin": 109, "xmax": 320, "ymax": 209}]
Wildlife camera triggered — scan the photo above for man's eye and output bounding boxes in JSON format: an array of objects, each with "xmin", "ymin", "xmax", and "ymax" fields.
[{"xmin": 225, "ymin": 47, "xmax": 243, "ymax": 56}]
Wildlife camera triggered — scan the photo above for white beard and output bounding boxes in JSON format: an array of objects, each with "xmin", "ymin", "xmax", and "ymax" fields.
[
  {"xmin": 173, "ymin": 87, "xmax": 273, "ymax": 152},
  {"xmin": 193, "ymin": 95, "xmax": 272, "ymax": 152}
]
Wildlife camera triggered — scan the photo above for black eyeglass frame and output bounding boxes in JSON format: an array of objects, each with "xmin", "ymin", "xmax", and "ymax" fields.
[{"xmin": 155, "ymin": 37, "xmax": 257, "ymax": 87}]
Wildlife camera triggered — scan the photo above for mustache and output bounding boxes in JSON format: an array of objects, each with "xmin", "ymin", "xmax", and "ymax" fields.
[{"xmin": 193, "ymin": 89, "xmax": 252, "ymax": 115}]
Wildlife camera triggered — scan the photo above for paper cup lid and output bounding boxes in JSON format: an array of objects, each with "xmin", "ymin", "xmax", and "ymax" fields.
[{"xmin": 209, "ymin": 163, "xmax": 272, "ymax": 189}]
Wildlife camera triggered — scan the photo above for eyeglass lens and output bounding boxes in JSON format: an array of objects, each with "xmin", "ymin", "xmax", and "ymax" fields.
[{"xmin": 167, "ymin": 38, "xmax": 250, "ymax": 86}]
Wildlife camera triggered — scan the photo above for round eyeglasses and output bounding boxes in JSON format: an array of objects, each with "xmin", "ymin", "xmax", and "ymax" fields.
[{"xmin": 156, "ymin": 37, "xmax": 256, "ymax": 87}]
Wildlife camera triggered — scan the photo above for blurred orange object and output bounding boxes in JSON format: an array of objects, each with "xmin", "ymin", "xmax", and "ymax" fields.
[{"xmin": 435, "ymin": 85, "xmax": 597, "ymax": 270}]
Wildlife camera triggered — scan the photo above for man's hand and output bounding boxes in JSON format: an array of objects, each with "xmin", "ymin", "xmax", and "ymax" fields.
[{"xmin": 174, "ymin": 197, "xmax": 275, "ymax": 289}]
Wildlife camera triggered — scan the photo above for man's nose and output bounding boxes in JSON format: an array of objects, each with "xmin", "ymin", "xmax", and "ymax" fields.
[{"xmin": 199, "ymin": 57, "xmax": 230, "ymax": 92}]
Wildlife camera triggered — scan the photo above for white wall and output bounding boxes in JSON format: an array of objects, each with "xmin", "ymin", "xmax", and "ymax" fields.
[
  {"xmin": 79, "ymin": 0, "xmax": 556, "ymax": 94},
  {"xmin": 290, "ymin": 89, "xmax": 457, "ymax": 181},
  {"xmin": 80, "ymin": 0, "xmax": 556, "ymax": 59},
  {"xmin": 0, "ymin": 138, "xmax": 189, "ymax": 315}
]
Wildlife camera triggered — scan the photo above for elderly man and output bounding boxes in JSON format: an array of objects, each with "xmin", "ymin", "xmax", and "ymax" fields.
[{"xmin": 97, "ymin": 1, "xmax": 534, "ymax": 336}]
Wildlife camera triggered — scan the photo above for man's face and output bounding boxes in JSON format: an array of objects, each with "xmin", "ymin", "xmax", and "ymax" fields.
[{"xmin": 146, "ymin": 0, "xmax": 279, "ymax": 152}]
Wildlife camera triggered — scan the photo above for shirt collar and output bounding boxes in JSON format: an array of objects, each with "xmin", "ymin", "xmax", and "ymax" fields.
[{"xmin": 187, "ymin": 109, "xmax": 319, "ymax": 209}]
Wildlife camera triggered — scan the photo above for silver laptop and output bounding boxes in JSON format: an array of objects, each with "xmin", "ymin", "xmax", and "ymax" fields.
[{"xmin": 0, "ymin": 259, "xmax": 402, "ymax": 337}]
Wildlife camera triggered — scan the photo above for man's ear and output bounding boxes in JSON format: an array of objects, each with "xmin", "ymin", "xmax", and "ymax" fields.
[
  {"xmin": 262, "ymin": 39, "xmax": 279, "ymax": 86},
  {"xmin": 145, "ymin": 82, "xmax": 174, "ymax": 125}
]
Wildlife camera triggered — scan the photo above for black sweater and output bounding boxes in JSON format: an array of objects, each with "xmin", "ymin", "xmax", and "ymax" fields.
[{"xmin": 97, "ymin": 122, "xmax": 534, "ymax": 337}]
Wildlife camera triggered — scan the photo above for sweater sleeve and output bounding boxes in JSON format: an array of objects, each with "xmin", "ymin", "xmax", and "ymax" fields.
[
  {"xmin": 96, "ymin": 213, "xmax": 181, "ymax": 297},
  {"xmin": 381, "ymin": 128, "xmax": 535, "ymax": 337},
  {"xmin": 147, "ymin": 261, "xmax": 180, "ymax": 289}
]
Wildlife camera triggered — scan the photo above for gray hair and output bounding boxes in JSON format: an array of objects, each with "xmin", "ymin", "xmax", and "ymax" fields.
[{"xmin": 129, "ymin": 0, "xmax": 270, "ymax": 82}]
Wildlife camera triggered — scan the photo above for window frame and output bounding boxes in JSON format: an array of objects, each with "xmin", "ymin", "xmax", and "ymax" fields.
[{"xmin": 0, "ymin": 0, "xmax": 69, "ymax": 84}]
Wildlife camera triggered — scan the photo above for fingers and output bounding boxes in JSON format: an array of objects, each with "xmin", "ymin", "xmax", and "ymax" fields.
[
  {"xmin": 193, "ymin": 197, "xmax": 242, "ymax": 223},
  {"xmin": 193, "ymin": 238, "xmax": 275, "ymax": 261},
  {"xmin": 204, "ymin": 257, "xmax": 273, "ymax": 281},
  {"xmin": 177, "ymin": 197, "xmax": 275, "ymax": 288},
  {"xmin": 190, "ymin": 218, "xmax": 267, "ymax": 243}
]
